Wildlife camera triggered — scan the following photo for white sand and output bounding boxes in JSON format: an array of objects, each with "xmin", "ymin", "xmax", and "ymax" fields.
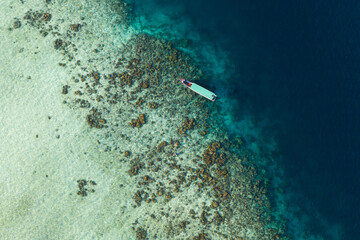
[
  {"xmin": 0, "ymin": 1, "xmax": 136, "ymax": 239},
  {"xmin": 0, "ymin": 1, "xmax": 287, "ymax": 239}
]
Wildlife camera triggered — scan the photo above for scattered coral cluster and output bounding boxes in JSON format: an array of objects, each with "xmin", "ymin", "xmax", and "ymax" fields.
[{"xmin": 13, "ymin": 0, "xmax": 288, "ymax": 239}]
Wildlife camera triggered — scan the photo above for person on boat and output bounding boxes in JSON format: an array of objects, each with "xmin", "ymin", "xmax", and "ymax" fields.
[{"xmin": 183, "ymin": 80, "xmax": 191, "ymax": 87}]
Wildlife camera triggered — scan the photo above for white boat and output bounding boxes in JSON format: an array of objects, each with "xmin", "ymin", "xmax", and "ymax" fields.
[{"xmin": 179, "ymin": 79, "xmax": 217, "ymax": 101}]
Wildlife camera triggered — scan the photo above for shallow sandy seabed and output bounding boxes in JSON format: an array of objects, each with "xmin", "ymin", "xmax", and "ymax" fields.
[{"xmin": 0, "ymin": 0, "xmax": 288, "ymax": 239}]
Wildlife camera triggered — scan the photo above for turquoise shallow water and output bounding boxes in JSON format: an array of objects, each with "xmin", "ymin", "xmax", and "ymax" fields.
[
  {"xmin": 1, "ymin": 0, "xmax": 289, "ymax": 239},
  {"xmin": 2, "ymin": 0, "xmax": 358, "ymax": 239}
]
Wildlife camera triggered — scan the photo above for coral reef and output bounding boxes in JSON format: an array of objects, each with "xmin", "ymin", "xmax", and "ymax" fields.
[{"xmin": 7, "ymin": 0, "xmax": 289, "ymax": 239}]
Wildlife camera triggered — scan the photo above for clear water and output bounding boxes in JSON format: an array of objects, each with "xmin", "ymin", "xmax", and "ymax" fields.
[
  {"xmin": 132, "ymin": 0, "xmax": 360, "ymax": 239},
  {"xmin": 2, "ymin": 0, "xmax": 359, "ymax": 239}
]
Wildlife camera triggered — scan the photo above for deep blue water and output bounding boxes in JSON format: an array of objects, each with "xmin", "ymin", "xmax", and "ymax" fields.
[
  {"xmin": 132, "ymin": 0, "xmax": 360, "ymax": 239},
  {"xmin": 180, "ymin": 1, "xmax": 360, "ymax": 239}
]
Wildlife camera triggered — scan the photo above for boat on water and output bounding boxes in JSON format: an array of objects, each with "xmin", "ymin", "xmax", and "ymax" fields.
[{"xmin": 179, "ymin": 79, "xmax": 217, "ymax": 101}]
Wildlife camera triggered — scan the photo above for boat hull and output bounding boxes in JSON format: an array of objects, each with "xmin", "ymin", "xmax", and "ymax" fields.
[{"xmin": 179, "ymin": 79, "xmax": 217, "ymax": 101}]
